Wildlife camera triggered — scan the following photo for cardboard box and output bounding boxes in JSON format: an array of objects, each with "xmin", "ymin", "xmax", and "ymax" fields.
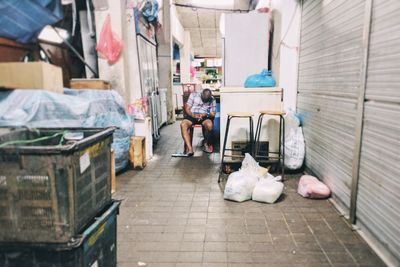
[
  {"xmin": 70, "ymin": 79, "xmax": 111, "ymax": 90},
  {"xmin": 128, "ymin": 136, "xmax": 147, "ymax": 170},
  {"xmin": 0, "ymin": 62, "xmax": 63, "ymax": 93}
]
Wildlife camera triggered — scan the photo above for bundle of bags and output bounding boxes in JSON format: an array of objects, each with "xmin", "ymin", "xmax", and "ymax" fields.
[
  {"xmin": 223, "ymin": 153, "xmax": 284, "ymax": 203},
  {"xmin": 223, "ymin": 154, "xmax": 331, "ymax": 203}
]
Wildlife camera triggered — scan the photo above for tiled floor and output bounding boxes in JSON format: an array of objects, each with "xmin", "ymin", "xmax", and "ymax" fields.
[{"xmin": 115, "ymin": 123, "xmax": 385, "ymax": 267}]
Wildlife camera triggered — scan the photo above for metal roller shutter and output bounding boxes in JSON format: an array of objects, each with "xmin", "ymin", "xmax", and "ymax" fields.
[
  {"xmin": 356, "ymin": 0, "xmax": 400, "ymax": 263},
  {"xmin": 297, "ymin": 0, "xmax": 366, "ymax": 214}
]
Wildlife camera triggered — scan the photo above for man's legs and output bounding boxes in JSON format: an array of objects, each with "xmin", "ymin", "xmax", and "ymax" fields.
[
  {"xmin": 202, "ymin": 119, "xmax": 213, "ymax": 152},
  {"xmin": 180, "ymin": 119, "xmax": 194, "ymax": 154}
]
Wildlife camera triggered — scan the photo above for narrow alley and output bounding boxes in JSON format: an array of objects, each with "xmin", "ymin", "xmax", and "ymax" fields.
[{"xmin": 115, "ymin": 123, "xmax": 385, "ymax": 267}]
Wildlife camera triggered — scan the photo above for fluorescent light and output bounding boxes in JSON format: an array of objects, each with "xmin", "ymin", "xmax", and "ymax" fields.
[
  {"xmin": 38, "ymin": 25, "xmax": 69, "ymax": 44},
  {"xmin": 192, "ymin": 0, "xmax": 234, "ymax": 8}
]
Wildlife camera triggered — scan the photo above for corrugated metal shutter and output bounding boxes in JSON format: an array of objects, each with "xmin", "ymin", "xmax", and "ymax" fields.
[
  {"xmin": 297, "ymin": 0, "xmax": 366, "ymax": 214},
  {"xmin": 356, "ymin": 0, "xmax": 400, "ymax": 263}
]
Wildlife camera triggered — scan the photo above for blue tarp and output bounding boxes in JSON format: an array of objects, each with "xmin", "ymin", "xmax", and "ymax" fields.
[
  {"xmin": 0, "ymin": 0, "xmax": 63, "ymax": 43},
  {"xmin": 0, "ymin": 89, "xmax": 134, "ymax": 172}
]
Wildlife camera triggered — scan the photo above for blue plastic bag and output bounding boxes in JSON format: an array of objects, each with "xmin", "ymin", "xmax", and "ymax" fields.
[{"xmin": 244, "ymin": 69, "xmax": 276, "ymax": 88}]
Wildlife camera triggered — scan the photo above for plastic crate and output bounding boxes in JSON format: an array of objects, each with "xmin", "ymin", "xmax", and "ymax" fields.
[
  {"xmin": 0, "ymin": 201, "xmax": 120, "ymax": 267},
  {"xmin": 0, "ymin": 127, "xmax": 114, "ymax": 243}
]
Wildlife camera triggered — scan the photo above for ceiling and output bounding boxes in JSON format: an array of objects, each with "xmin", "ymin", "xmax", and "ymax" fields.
[{"xmin": 173, "ymin": 0, "xmax": 252, "ymax": 58}]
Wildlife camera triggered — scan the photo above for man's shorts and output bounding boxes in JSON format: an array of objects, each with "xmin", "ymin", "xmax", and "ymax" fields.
[{"xmin": 184, "ymin": 115, "xmax": 214, "ymax": 125}]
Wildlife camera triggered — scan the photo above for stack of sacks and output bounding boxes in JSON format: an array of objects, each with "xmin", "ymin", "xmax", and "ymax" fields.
[{"xmin": 223, "ymin": 153, "xmax": 284, "ymax": 204}]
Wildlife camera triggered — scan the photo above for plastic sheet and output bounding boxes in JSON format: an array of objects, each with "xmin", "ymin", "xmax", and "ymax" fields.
[
  {"xmin": 0, "ymin": 0, "xmax": 63, "ymax": 43},
  {"xmin": 0, "ymin": 89, "xmax": 134, "ymax": 172}
]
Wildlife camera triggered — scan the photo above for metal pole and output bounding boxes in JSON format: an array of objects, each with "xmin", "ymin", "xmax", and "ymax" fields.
[
  {"xmin": 349, "ymin": 0, "xmax": 373, "ymax": 225},
  {"xmin": 51, "ymin": 26, "xmax": 99, "ymax": 77}
]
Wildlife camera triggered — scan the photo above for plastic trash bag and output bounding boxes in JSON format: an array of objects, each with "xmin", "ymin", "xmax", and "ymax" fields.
[
  {"xmin": 285, "ymin": 127, "xmax": 305, "ymax": 170},
  {"xmin": 284, "ymin": 110, "xmax": 300, "ymax": 139},
  {"xmin": 244, "ymin": 69, "xmax": 276, "ymax": 88},
  {"xmin": 224, "ymin": 170, "xmax": 259, "ymax": 202},
  {"xmin": 297, "ymin": 175, "xmax": 331, "ymax": 199},
  {"xmin": 241, "ymin": 153, "xmax": 261, "ymax": 176},
  {"xmin": 252, "ymin": 175, "xmax": 284, "ymax": 204},
  {"xmin": 96, "ymin": 14, "xmax": 123, "ymax": 64},
  {"xmin": 224, "ymin": 153, "xmax": 261, "ymax": 202}
]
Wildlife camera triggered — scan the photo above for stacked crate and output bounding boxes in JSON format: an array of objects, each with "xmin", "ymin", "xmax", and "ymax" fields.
[{"xmin": 0, "ymin": 128, "xmax": 119, "ymax": 267}]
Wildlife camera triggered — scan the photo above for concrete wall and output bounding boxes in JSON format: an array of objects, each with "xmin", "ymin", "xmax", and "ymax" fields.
[
  {"xmin": 94, "ymin": 0, "xmax": 146, "ymax": 104},
  {"xmin": 95, "ymin": 0, "xmax": 130, "ymax": 102},
  {"xmin": 180, "ymin": 31, "xmax": 192, "ymax": 84},
  {"xmin": 157, "ymin": 0, "xmax": 175, "ymax": 123},
  {"xmin": 171, "ymin": 5, "xmax": 185, "ymax": 45},
  {"xmin": 126, "ymin": 8, "xmax": 143, "ymax": 102}
]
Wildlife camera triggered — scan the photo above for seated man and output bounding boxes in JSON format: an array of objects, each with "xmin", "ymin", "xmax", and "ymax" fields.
[{"xmin": 181, "ymin": 88, "xmax": 216, "ymax": 156}]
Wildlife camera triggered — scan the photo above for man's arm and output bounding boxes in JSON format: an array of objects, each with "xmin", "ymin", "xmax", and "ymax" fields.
[
  {"xmin": 184, "ymin": 93, "xmax": 201, "ymax": 119},
  {"xmin": 184, "ymin": 103, "xmax": 197, "ymax": 118},
  {"xmin": 205, "ymin": 99, "xmax": 217, "ymax": 119}
]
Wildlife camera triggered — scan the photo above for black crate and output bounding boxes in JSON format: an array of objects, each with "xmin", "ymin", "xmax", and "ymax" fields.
[
  {"xmin": 0, "ymin": 127, "xmax": 114, "ymax": 243},
  {"xmin": 0, "ymin": 201, "xmax": 120, "ymax": 267}
]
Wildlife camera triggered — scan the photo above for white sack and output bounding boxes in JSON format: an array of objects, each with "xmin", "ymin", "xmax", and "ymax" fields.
[
  {"xmin": 252, "ymin": 175, "xmax": 284, "ymax": 204},
  {"xmin": 224, "ymin": 170, "xmax": 259, "ymax": 202},
  {"xmin": 284, "ymin": 127, "xmax": 305, "ymax": 170}
]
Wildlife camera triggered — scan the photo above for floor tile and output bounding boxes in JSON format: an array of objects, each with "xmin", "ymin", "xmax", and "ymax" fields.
[{"xmin": 116, "ymin": 123, "xmax": 386, "ymax": 267}]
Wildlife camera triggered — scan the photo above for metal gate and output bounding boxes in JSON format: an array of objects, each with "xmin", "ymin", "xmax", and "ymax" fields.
[
  {"xmin": 298, "ymin": 0, "xmax": 400, "ymax": 264},
  {"xmin": 298, "ymin": 0, "xmax": 366, "ymax": 215},
  {"xmin": 356, "ymin": 0, "xmax": 400, "ymax": 263}
]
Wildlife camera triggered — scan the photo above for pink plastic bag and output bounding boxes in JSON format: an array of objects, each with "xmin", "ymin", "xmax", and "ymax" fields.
[
  {"xmin": 297, "ymin": 175, "xmax": 331, "ymax": 199},
  {"xmin": 96, "ymin": 14, "xmax": 123, "ymax": 64}
]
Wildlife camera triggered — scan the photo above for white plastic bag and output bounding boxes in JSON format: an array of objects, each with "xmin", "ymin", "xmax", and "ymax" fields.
[
  {"xmin": 252, "ymin": 175, "xmax": 284, "ymax": 204},
  {"xmin": 241, "ymin": 153, "xmax": 260, "ymax": 176},
  {"xmin": 284, "ymin": 127, "xmax": 305, "ymax": 170},
  {"xmin": 284, "ymin": 110, "xmax": 300, "ymax": 139},
  {"xmin": 224, "ymin": 170, "xmax": 259, "ymax": 202},
  {"xmin": 297, "ymin": 175, "xmax": 331, "ymax": 199}
]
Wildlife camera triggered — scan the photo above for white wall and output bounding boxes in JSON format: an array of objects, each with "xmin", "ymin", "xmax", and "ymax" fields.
[
  {"xmin": 126, "ymin": 8, "xmax": 143, "ymax": 102},
  {"xmin": 171, "ymin": 5, "xmax": 185, "ymax": 45},
  {"xmin": 94, "ymin": 0, "xmax": 144, "ymax": 104},
  {"xmin": 180, "ymin": 31, "xmax": 192, "ymax": 83},
  {"xmin": 170, "ymin": 4, "xmax": 194, "ymax": 84},
  {"xmin": 263, "ymin": 0, "xmax": 301, "ymax": 111},
  {"xmin": 95, "ymin": 0, "xmax": 130, "ymax": 102},
  {"xmin": 157, "ymin": 0, "xmax": 175, "ymax": 123}
]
